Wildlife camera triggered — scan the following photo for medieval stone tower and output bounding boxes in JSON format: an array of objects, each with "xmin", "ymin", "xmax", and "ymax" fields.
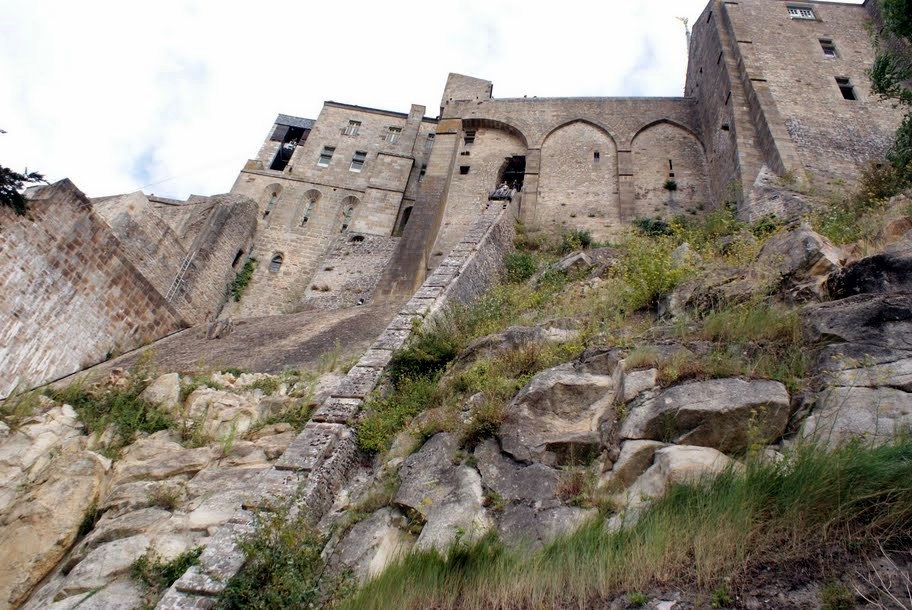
[{"xmin": 0, "ymin": 0, "xmax": 905, "ymax": 398}]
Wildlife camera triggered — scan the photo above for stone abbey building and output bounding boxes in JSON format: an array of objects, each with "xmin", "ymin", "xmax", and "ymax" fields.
[{"xmin": 0, "ymin": 0, "xmax": 905, "ymax": 398}]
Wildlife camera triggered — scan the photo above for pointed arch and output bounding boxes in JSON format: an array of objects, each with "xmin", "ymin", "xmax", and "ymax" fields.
[
  {"xmin": 632, "ymin": 119, "xmax": 705, "ymax": 152},
  {"xmin": 262, "ymin": 183, "xmax": 283, "ymax": 218},
  {"xmin": 461, "ymin": 118, "xmax": 529, "ymax": 149},
  {"xmin": 269, "ymin": 252, "xmax": 284, "ymax": 273},
  {"xmin": 340, "ymin": 195, "xmax": 360, "ymax": 232}
]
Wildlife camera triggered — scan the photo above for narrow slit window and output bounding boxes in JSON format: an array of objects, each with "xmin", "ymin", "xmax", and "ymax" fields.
[
  {"xmin": 387, "ymin": 127, "xmax": 401, "ymax": 143},
  {"xmin": 425, "ymin": 133, "xmax": 435, "ymax": 152},
  {"xmin": 464, "ymin": 130, "xmax": 476, "ymax": 146},
  {"xmin": 318, "ymin": 146, "xmax": 335, "ymax": 167},
  {"xmin": 594, "ymin": 151, "xmax": 600, "ymax": 161},
  {"xmin": 836, "ymin": 77, "xmax": 857, "ymax": 100},
  {"xmin": 419, "ymin": 164, "xmax": 427, "ymax": 181},
  {"xmin": 350, "ymin": 151, "xmax": 367, "ymax": 172},
  {"xmin": 820, "ymin": 39, "xmax": 837, "ymax": 58}
]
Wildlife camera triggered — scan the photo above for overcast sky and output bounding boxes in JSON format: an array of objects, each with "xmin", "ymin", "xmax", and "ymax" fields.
[{"xmin": 0, "ymin": 0, "xmax": 863, "ymax": 200}]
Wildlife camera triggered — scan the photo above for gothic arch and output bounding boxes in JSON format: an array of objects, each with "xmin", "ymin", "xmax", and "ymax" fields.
[
  {"xmin": 631, "ymin": 119, "xmax": 705, "ymax": 152},
  {"xmin": 540, "ymin": 118, "xmax": 619, "ymax": 149},
  {"xmin": 538, "ymin": 119, "xmax": 621, "ymax": 238},
  {"xmin": 461, "ymin": 118, "xmax": 529, "ymax": 149},
  {"xmin": 631, "ymin": 121, "xmax": 709, "ymax": 219}
]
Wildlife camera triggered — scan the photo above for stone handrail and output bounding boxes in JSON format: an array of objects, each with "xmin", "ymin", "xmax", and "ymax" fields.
[{"xmin": 156, "ymin": 203, "xmax": 515, "ymax": 608}]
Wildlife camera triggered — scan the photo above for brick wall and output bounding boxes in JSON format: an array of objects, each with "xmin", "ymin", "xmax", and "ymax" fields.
[{"xmin": 0, "ymin": 181, "xmax": 186, "ymax": 399}]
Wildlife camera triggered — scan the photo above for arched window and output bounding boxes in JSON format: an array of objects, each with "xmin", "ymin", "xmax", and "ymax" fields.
[
  {"xmin": 300, "ymin": 189, "xmax": 321, "ymax": 226},
  {"xmin": 270, "ymin": 254, "xmax": 284, "ymax": 273},
  {"xmin": 262, "ymin": 184, "xmax": 283, "ymax": 218},
  {"xmin": 339, "ymin": 195, "xmax": 360, "ymax": 232}
]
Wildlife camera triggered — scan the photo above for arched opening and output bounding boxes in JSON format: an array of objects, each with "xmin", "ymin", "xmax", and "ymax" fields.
[
  {"xmin": 339, "ymin": 195, "xmax": 360, "ymax": 232},
  {"xmin": 349, "ymin": 234, "xmax": 365, "ymax": 243},
  {"xmin": 300, "ymin": 189, "xmax": 321, "ymax": 226},
  {"xmin": 262, "ymin": 184, "xmax": 283, "ymax": 218},
  {"xmin": 631, "ymin": 121, "xmax": 708, "ymax": 219},
  {"xmin": 269, "ymin": 253, "xmax": 284, "ymax": 273},
  {"xmin": 394, "ymin": 205, "xmax": 413, "ymax": 236}
]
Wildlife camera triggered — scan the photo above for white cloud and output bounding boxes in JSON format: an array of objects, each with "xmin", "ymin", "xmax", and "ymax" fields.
[{"xmin": 0, "ymin": 0, "xmax": 863, "ymax": 199}]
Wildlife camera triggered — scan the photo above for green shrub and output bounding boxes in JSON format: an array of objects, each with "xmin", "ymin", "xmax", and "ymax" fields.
[
  {"xmin": 387, "ymin": 326, "xmax": 459, "ymax": 388},
  {"xmin": 247, "ymin": 376, "xmax": 281, "ymax": 395},
  {"xmin": 131, "ymin": 547, "xmax": 202, "ymax": 593},
  {"xmin": 750, "ymin": 214, "xmax": 780, "ymax": 239},
  {"xmin": 560, "ymin": 229, "xmax": 594, "ymax": 253},
  {"xmin": 230, "ymin": 258, "xmax": 257, "ymax": 302},
  {"xmin": 710, "ymin": 583, "xmax": 732, "ymax": 608},
  {"xmin": 504, "ymin": 252, "xmax": 537, "ymax": 283},
  {"xmin": 663, "ymin": 179, "xmax": 678, "ymax": 191},
  {"xmin": 356, "ymin": 375, "xmax": 439, "ymax": 453},
  {"xmin": 632, "ymin": 217, "xmax": 673, "ymax": 237},
  {"xmin": 888, "ymin": 114, "xmax": 912, "ymax": 183},
  {"xmin": 820, "ymin": 581, "xmax": 854, "ymax": 610},
  {"xmin": 612, "ymin": 233, "xmax": 696, "ymax": 312},
  {"xmin": 217, "ymin": 511, "xmax": 324, "ymax": 609},
  {"xmin": 628, "ymin": 591, "xmax": 648, "ymax": 607},
  {"xmin": 881, "ymin": 0, "xmax": 912, "ymax": 39}
]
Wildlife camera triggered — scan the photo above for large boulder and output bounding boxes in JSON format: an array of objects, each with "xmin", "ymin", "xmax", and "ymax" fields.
[
  {"xmin": 139, "ymin": 373, "xmax": 181, "ymax": 411},
  {"xmin": 600, "ymin": 440, "xmax": 667, "ymax": 490},
  {"xmin": 394, "ymin": 434, "xmax": 490, "ymax": 551},
  {"xmin": 827, "ymin": 239, "xmax": 912, "ymax": 298},
  {"xmin": 801, "ymin": 386, "xmax": 912, "ymax": 447},
  {"xmin": 474, "ymin": 439, "xmax": 560, "ymax": 503},
  {"xmin": 616, "ymin": 445, "xmax": 736, "ymax": 508},
  {"xmin": 498, "ymin": 364, "xmax": 616, "ymax": 466},
  {"xmin": 182, "ymin": 388, "xmax": 276, "ymax": 440},
  {"xmin": 620, "ymin": 378, "xmax": 790, "ymax": 453},
  {"xmin": 804, "ymin": 293, "xmax": 912, "ymax": 369},
  {"xmin": 333, "ymin": 508, "xmax": 415, "ymax": 583},
  {"xmin": 456, "ymin": 325, "xmax": 579, "ymax": 368},
  {"xmin": 57, "ymin": 535, "xmax": 150, "ymax": 599},
  {"xmin": 757, "ymin": 227, "xmax": 845, "ymax": 299},
  {"xmin": 107, "ymin": 432, "xmax": 214, "ymax": 486},
  {"xmin": 0, "ymin": 452, "xmax": 107, "ymax": 609},
  {"xmin": 497, "ymin": 504, "xmax": 595, "ymax": 548}
]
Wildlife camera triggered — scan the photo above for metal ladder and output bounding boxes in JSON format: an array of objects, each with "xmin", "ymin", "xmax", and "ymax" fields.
[{"xmin": 165, "ymin": 252, "xmax": 195, "ymax": 303}]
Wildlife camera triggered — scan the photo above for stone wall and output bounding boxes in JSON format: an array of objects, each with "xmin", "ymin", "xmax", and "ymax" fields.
[
  {"xmin": 0, "ymin": 181, "xmax": 186, "ymax": 399},
  {"xmin": 156, "ymin": 205, "xmax": 515, "ymax": 610}
]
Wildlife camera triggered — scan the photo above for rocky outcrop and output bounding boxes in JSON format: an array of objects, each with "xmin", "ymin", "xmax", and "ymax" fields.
[
  {"xmin": 333, "ymin": 508, "xmax": 416, "ymax": 584},
  {"xmin": 827, "ymin": 239, "xmax": 912, "ymax": 298},
  {"xmin": 394, "ymin": 434, "xmax": 491, "ymax": 551},
  {"xmin": 455, "ymin": 324, "xmax": 580, "ymax": 368},
  {"xmin": 499, "ymin": 363, "xmax": 616, "ymax": 466},
  {"xmin": 620, "ymin": 379, "xmax": 790, "ymax": 453},
  {"xmin": 600, "ymin": 440, "xmax": 667, "ymax": 489},
  {"xmin": 801, "ymin": 386, "xmax": 912, "ymax": 447},
  {"xmin": 757, "ymin": 227, "xmax": 845, "ymax": 300}
]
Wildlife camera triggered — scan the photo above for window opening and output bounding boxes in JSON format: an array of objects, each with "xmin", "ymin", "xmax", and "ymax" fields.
[
  {"xmin": 270, "ymin": 254, "xmax": 283, "ymax": 273},
  {"xmin": 464, "ymin": 130, "xmax": 476, "ymax": 146},
  {"xmin": 350, "ymin": 151, "xmax": 367, "ymax": 172},
  {"xmin": 269, "ymin": 125, "xmax": 307, "ymax": 171},
  {"xmin": 387, "ymin": 127, "xmax": 401, "ymax": 143},
  {"xmin": 820, "ymin": 39, "xmax": 837, "ymax": 58},
  {"xmin": 264, "ymin": 191, "xmax": 279, "ymax": 218},
  {"xmin": 459, "ymin": 165, "xmax": 470, "ymax": 175},
  {"xmin": 500, "ymin": 155, "xmax": 526, "ymax": 191},
  {"xmin": 318, "ymin": 146, "xmax": 335, "ymax": 167},
  {"xmin": 349, "ymin": 234, "xmax": 365, "ymax": 243},
  {"xmin": 395, "ymin": 206, "xmax": 413, "ymax": 236},
  {"xmin": 836, "ymin": 77, "xmax": 857, "ymax": 100},
  {"xmin": 594, "ymin": 151, "xmax": 600, "ymax": 161},
  {"xmin": 341, "ymin": 207, "xmax": 354, "ymax": 232},
  {"xmin": 419, "ymin": 164, "xmax": 427, "ymax": 182},
  {"xmin": 232, "ymin": 250, "xmax": 244, "ymax": 268},
  {"xmin": 787, "ymin": 6, "xmax": 815, "ymax": 19},
  {"xmin": 343, "ymin": 120, "xmax": 361, "ymax": 136},
  {"xmin": 425, "ymin": 133, "xmax": 435, "ymax": 152}
]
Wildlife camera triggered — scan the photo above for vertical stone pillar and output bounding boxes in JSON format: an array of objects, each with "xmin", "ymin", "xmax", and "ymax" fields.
[
  {"xmin": 520, "ymin": 148, "xmax": 541, "ymax": 224},
  {"xmin": 617, "ymin": 149, "xmax": 635, "ymax": 222}
]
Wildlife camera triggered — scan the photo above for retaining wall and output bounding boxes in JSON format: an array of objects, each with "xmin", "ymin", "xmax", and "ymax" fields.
[{"xmin": 156, "ymin": 204, "xmax": 515, "ymax": 609}]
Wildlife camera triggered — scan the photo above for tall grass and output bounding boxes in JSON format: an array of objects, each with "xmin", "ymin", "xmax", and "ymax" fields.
[{"xmin": 338, "ymin": 439, "xmax": 912, "ymax": 609}]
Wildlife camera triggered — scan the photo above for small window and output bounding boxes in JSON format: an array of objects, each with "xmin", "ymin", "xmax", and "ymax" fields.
[
  {"xmin": 350, "ymin": 151, "xmax": 367, "ymax": 172},
  {"xmin": 787, "ymin": 6, "xmax": 815, "ymax": 20},
  {"xmin": 464, "ymin": 130, "xmax": 476, "ymax": 146},
  {"xmin": 270, "ymin": 254, "xmax": 283, "ymax": 273},
  {"xmin": 820, "ymin": 39, "xmax": 837, "ymax": 58},
  {"xmin": 387, "ymin": 127, "xmax": 401, "ymax": 144},
  {"xmin": 836, "ymin": 77, "xmax": 857, "ymax": 100},
  {"xmin": 593, "ymin": 151, "xmax": 600, "ymax": 161},
  {"xmin": 425, "ymin": 133, "xmax": 435, "ymax": 152},
  {"xmin": 232, "ymin": 250, "xmax": 244, "ymax": 268},
  {"xmin": 343, "ymin": 120, "xmax": 361, "ymax": 136},
  {"xmin": 318, "ymin": 146, "xmax": 335, "ymax": 167},
  {"xmin": 459, "ymin": 165, "xmax": 470, "ymax": 175},
  {"xmin": 419, "ymin": 164, "xmax": 427, "ymax": 181},
  {"xmin": 341, "ymin": 207, "xmax": 354, "ymax": 232},
  {"xmin": 264, "ymin": 191, "xmax": 278, "ymax": 218}
]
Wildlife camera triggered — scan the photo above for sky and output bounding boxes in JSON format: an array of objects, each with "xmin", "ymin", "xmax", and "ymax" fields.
[{"xmin": 0, "ymin": 0, "xmax": 864, "ymax": 200}]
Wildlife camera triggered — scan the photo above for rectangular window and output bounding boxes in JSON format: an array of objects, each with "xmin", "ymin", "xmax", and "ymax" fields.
[
  {"xmin": 350, "ymin": 150, "xmax": 367, "ymax": 172},
  {"xmin": 387, "ymin": 127, "xmax": 402, "ymax": 144},
  {"xmin": 836, "ymin": 77, "xmax": 857, "ymax": 100},
  {"xmin": 318, "ymin": 146, "xmax": 335, "ymax": 167},
  {"xmin": 593, "ymin": 151, "xmax": 600, "ymax": 161},
  {"xmin": 464, "ymin": 130, "xmax": 476, "ymax": 146},
  {"xmin": 459, "ymin": 165, "xmax": 470, "ymax": 175},
  {"xmin": 820, "ymin": 39, "xmax": 837, "ymax": 58},
  {"xmin": 425, "ymin": 133, "xmax": 435, "ymax": 152},
  {"xmin": 787, "ymin": 6, "xmax": 815, "ymax": 20},
  {"xmin": 419, "ymin": 164, "xmax": 427, "ymax": 181},
  {"xmin": 343, "ymin": 120, "xmax": 361, "ymax": 136}
]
